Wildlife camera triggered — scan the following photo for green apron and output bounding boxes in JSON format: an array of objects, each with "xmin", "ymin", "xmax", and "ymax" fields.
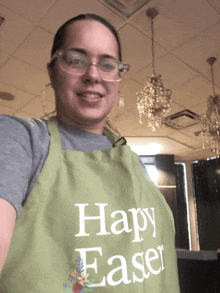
[{"xmin": 0, "ymin": 119, "xmax": 180, "ymax": 292}]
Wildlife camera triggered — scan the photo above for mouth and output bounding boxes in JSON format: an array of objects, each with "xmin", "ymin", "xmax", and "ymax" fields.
[{"xmin": 77, "ymin": 91, "xmax": 104, "ymax": 100}]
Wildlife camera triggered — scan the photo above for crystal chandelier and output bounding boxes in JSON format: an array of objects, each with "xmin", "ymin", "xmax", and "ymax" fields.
[
  {"xmin": 137, "ymin": 8, "xmax": 172, "ymax": 131},
  {"xmin": 200, "ymin": 57, "xmax": 220, "ymax": 154}
]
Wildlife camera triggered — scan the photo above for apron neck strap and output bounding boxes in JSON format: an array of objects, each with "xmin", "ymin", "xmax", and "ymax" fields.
[
  {"xmin": 103, "ymin": 128, "xmax": 127, "ymax": 147},
  {"xmin": 46, "ymin": 118, "xmax": 62, "ymax": 149}
]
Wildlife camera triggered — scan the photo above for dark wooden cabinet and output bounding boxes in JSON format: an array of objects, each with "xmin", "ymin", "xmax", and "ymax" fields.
[{"xmin": 177, "ymin": 250, "xmax": 219, "ymax": 293}]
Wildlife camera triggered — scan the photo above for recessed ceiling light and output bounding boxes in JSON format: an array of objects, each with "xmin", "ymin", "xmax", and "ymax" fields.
[{"xmin": 0, "ymin": 92, "xmax": 15, "ymax": 101}]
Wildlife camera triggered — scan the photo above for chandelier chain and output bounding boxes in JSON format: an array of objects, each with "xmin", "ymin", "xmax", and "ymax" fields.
[
  {"xmin": 151, "ymin": 18, "xmax": 155, "ymax": 75},
  {"xmin": 210, "ymin": 64, "xmax": 215, "ymax": 98}
]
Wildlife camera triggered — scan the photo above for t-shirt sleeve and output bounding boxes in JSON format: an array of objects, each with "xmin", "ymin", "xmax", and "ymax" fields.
[
  {"xmin": 0, "ymin": 115, "xmax": 33, "ymax": 215},
  {"xmin": 0, "ymin": 115, "xmax": 50, "ymax": 216}
]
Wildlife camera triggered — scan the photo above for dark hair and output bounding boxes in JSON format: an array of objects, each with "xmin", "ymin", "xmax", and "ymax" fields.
[{"xmin": 50, "ymin": 13, "xmax": 122, "ymax": 61}]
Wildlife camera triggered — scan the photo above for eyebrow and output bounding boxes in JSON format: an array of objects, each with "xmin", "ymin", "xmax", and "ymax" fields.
[{"xmin": 68, "ymin": 47, "xmax": 117, "ymax": 60}]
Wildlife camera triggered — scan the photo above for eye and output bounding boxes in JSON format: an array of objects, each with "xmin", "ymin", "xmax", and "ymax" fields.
[
  {"xmin": 100, "ymin": 59, "xmax": 117, "ymax": 71},
  {"xmin": 63, "ymin": 52, "xmax": 87, "ymax": 68}
]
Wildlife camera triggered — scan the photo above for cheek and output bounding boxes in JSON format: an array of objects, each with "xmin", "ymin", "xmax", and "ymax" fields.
[
  {"xmin": 54, "ymin": 74, "xmax": 78, "ymax": 97},
  {"xmin": 51, "ymin": 64, "xmax": 77, "ymax": 93},
  {"xmin": 106, "ymin": 82, "xmax": 119, "ymax": 100}
]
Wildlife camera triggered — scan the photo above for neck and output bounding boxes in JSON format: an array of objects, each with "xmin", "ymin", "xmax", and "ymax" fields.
[{"xmin": 56, "ymin": 113, "xmax": 106, "ymax": 135}]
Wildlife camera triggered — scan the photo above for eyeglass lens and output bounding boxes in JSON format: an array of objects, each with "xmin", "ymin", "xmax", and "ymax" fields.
[{"xmin": 59, "ymin": 51, "xmax": 126, "ymax": 81}]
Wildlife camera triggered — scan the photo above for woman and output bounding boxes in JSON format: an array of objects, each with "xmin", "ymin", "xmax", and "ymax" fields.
[{"xmin": 0, "ymin": 14, "xmax": 180, "ymax": 292}]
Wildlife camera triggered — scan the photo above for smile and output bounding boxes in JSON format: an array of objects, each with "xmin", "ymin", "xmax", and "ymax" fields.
[
  {"xmin": 77, "ymin": 91, "xmax": 104, "ymax": 99},
  {"xmin": 78, "ymin": 93, "xmax": 101, "ymax": 99}
]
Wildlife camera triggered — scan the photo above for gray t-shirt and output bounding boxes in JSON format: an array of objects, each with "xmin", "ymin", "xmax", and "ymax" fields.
[{"xmin": 0, "ymin": 115, "xmax": 147, "ymax": 216}]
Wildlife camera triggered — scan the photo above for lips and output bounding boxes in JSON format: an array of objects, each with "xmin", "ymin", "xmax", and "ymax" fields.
[{"xmin": 77, "ymin": 91, "xmax": 104, "ymax": 99}]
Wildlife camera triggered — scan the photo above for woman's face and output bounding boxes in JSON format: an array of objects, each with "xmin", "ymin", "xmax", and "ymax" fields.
[{"xmin": 48, "ymin": 20, "xmax": 120, "ymax": 134}]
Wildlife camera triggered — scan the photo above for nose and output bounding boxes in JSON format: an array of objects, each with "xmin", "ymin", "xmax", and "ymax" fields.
[{"xmin": 82, "ymin": 63, "xmax": 101, "ymax": 84}]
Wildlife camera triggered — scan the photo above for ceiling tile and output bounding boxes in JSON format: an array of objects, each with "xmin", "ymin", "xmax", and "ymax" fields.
[
  {"xmin": 0, "ymin": 0, "xmax": 55, "ymax": 23},
  {"xmin": 171, "ymin": 75, "xmax": 213, "ymax": 109},
  {"xmin": 0, "ymin": 104, "xmax": 16, "ymax": 115},
  {"xmin": 179, "ymin": 147, "xmax": 217, "ymax": 162},
  {"xmin": 39, "ymin": 0, "xmax": 124, "ymax": 34},
  {"xmin": 12, "ymin": 111, "xmax": 34, "ymax": 118},
  {"xmin": 113, "ymin": 109, "xmax": 143, "ymax": 134},
  {"xmin": 0, "ymin": 82, "xmax": 35, "ymax": 110},
  {"xmin": 173, "ymin": 22, "xmax": 220, "ymax": 87},
  {"xmin": 190, "ymin": 102, "xmax": 208, "ymax": 116},
  {"xmin": 132, "ymin": 53, "xmax": 198, "ymax": 88},
  {"xmin": 41, "ymin": 96, "xmax": 56, "ymax": 118},
  {"xmin": 179, "ymin": 122, "xmax": 204, "ymax": 142},
  {"xmin": 119, "ymin": 77, "xmax": 145, "ymax": 113},
  {"xmin": 43, "ymin": 84, "xmax": 55, "ymax": 103},
  {"xmin": 130, "ymin": 0, "xmax": 219, "ymax": 51},
  {"xmin": 168, "ymin": 131, "xmax": 199, "ymax": 148},
  {"xmin": 118, "ymin": 23, "xmax": 167, "ymax": 76},
  {"xmin": 13, "ymin": 27, "xmax": 54, "ymax": 71},
  {"xmin": 0, "ymin": 58, "xmax": 50, "ymax": 96},
  {"xmin": 166, "ymin": 102, "xmax": 185, "ymax": 116},
  {"xmin": 0, "ymin": 4, "xmax": 34, "ymax": 67},
  {"xmin": 134, "ymin": 124, "xmax": 175, "ymax": 137},
  {"xmin": 20, "ymin": 96, "xmax": 55, "ymax": 118},
  {"xmin": 207, "ymin": 0, "xmax": 220, "ymax": 14},
  {"xmin": 114, "ymin": 108, "xmax": 175, "ymax": 137}
]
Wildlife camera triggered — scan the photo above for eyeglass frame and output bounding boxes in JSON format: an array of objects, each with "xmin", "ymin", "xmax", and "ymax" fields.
[{"xmin": 48, "ymin": 49, "xmax": 130, "ymax": 82}]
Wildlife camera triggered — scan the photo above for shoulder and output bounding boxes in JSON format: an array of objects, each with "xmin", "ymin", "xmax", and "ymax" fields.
[
  {"xmin": 0, "ymin": 114, "xmax": 51, "ymax": 161},
  {"xmin": 0, "ymin": 114, "xmax": 49, "ymax": 144},
  {"xmin": 0, "ymin": 115, "xmax": 50, "ymax": 215},
  {"xmin": 0, "ymin": 114, "xmax": 48, "ymax": 135}
]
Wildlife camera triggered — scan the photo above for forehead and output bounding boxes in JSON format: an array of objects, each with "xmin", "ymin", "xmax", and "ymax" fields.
[{"xmin": 62, "ymin": 20, "xmax": 119, "ymax": 59}]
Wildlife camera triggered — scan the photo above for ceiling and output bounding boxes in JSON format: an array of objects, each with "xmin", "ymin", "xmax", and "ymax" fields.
[{"xmin": 0, "ymin": 0, "xmax": 220, "ymax": 162}]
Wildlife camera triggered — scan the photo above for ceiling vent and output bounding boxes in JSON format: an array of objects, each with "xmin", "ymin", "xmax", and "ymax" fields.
[
  {"xmin": 164, "ymin": 109, "xmax": 201, "ymax": 130},
  {"xmin": 103, "ymin": 0, "xmax": 151, "ymax": 18}
]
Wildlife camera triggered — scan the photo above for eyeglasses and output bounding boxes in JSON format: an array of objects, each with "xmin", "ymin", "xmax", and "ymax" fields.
[{"xmin": 49, "ymin": 49, "xmax": 130, "ymax": 82}]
